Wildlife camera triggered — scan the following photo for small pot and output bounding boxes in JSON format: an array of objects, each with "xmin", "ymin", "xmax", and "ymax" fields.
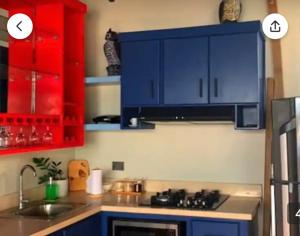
[
  {"xmin": 133, "ymin": 181, "xmax": 143, "ymax": 193},
  {"xmin": 54, "ymin": 179, "xmax": 68, "ymax": 198},
  {"xmin": 112, "ymin": 181, "xmax": 124, "ymax": 192},
  {"xmin": 112, "ymin": 180, "xmax": 135, "ymax": 193},
  {"xmin": 123, "ymin": 181, "xmax": 134, "ymax": 193}
]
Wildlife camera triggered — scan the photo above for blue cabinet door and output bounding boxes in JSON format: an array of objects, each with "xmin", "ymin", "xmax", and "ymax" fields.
[
  {"xmin": 192, "ymin": 221, "xmax": 240, "ymax": 236},
  {"xmin": 121, "ymin": 40, "xmax": 160, "ymax": 106},
  {"xmin": 64, "ymin": 214, "xmax": 101, "ymax": 236},
  {"xmin": 210, "ymin": 33, "xmax": 260, "ymax": 104},
  {"xmin": 48, "ymin": 231, "xmax": 65, "ymax": 236},
  {"xmin": 164, "ymin": 37, "xmax": 209, "ymax": 105}
]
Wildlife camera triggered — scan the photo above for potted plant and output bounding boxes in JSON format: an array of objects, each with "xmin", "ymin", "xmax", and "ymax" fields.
[{"xmin": 32, "ymin": 157, "xmax": 68, "ymax": 198}]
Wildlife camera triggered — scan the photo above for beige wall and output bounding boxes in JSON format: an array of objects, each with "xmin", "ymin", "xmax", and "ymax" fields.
[
  {"xmin": 78, "ymin": 0, "xmax": 299, "ymax": 184},
  {"xmin": 278, "ymin": 1, "xmax": 300, "ymax": 97},
  {"xmin": 0, "ymin": 149, "xmax": 75, "ymax": 197},
  {"xmin": 0, "ymin": 8, "xmax": 8, "ymax": 48}
]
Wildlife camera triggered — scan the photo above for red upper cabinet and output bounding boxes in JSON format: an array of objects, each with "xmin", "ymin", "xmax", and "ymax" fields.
[{"xmin": 0, "ymin": 0, "xmax": 86, "ymax": 155}]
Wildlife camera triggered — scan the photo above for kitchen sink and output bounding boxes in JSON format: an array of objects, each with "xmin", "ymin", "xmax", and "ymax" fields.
[{"xmin": 0, "ymin": 202, "xmax": 88, "ymax": 220}]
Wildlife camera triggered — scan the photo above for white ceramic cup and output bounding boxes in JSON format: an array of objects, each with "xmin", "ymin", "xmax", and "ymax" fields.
[
  {"xmin": 54, "ymin": 179, "xmax": 68, "ymax": 198},
  {"xmin": 130, "ymin": 117, "xmax": 138, "ymax": 127}
]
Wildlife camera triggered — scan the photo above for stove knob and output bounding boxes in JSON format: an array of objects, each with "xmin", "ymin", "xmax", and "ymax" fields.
[
  {"xmin": 201, "ymin": 198, "xmax": 214, "ymax": 209},
  {"xmin": 201, "ymin": 199, "xmax": 208, "ymax": 209},
  {"xmin": 156, "ymin": 192, "xmax": 160, "ymax": 197},
  {"xmin": 197, "ymin": 199, "xmax": 203, "ymax": 207},
  {"xmin": 193, "ymin": 199, "xmax": 199, "ymax": 208},
  {"xmin": 186, "ymin": 197, "xmax": 193, "ymax": 208},
  {"xmin": 177, "ymin": 199, "xmax": 185, "ymax": 208}
]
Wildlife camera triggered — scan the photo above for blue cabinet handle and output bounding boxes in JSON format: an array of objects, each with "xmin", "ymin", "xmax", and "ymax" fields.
[
  {"xmin": 150, "ymin": 80, "xmax": 155, "ymax": 98},
  {"xmin": 199, "ymin": 78, "xmax": 203, "ymax": 97},
  {"xmin": 214, "ymin": 78, "xmax": 218, "ymax": 97}
]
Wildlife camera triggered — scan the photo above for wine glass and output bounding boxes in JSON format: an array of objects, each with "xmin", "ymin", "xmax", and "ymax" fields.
[
  {"xmin": 15, "ymin": 128, "xmax": 27, "ymax": 146},
  {"xmin": 29, "ymin": 126, "xmax": 40, "ymax": 145},
  {"xmin": 42, "ymin": 126, "xmax": 53, "ymax": 145},
  {"xmin": 6, "ymin": 127, "xmax": 15, "ymax": 147},
  {"xmin": 0, "ymin": 127, "xmax": 9, "ymax": 148}
]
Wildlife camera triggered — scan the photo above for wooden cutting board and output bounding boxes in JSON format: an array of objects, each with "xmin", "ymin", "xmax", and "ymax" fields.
[{"xmin": 68, "ymin": 160, "xmax": 90, "ymax": 191}]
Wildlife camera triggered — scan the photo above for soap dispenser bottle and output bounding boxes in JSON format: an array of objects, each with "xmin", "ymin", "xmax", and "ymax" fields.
[{"xmin": 45, "ymin": 177, "xmax": 58, "ymax": 201}]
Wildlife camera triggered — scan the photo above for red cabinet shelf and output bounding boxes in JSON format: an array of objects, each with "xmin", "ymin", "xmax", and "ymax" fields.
[
  {"xmin": 0, "ymin": 0, "xmax": 86, "ymax": 155},
  {"xmin": 0, "ymin": 113, "xmax": 60, "ymax": 126}
]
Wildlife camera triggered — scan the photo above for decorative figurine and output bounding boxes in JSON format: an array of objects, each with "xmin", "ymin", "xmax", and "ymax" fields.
[
  {"xmin": 219, "ymin": 0, "xmax": 242, "ymax": 23},
  {"xmin": 104, "ymin": 28, "xmax": 121, "ymax": 76}
]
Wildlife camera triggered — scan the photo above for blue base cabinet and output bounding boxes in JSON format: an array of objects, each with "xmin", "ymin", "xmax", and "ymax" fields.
[
  {"xmin": 119, "ymin": 21, "xmax": 265, "ymax": 130},
  {"xmin": 48, "ymin": 213, "xmax": 101, "ymax": 236},
  {"xmin": 191, "ymin": 220, "xmax": 249, "ymax": 236},
  {"xmin": 48, "ymin": 212, "xmax": 256, "ymax": 236},
  {"xmin": 100, "ymin": 211, "xmax": 255, "ymax": 236}
]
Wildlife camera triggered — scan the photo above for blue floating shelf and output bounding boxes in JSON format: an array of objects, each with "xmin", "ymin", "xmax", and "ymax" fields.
[
  {"xmin": 85, "ymin": 76, "xmax": 121, "ymax": 85},
  {"xmin": 85, "ymin": 123, "xmax": 121, "ymax": 131}
]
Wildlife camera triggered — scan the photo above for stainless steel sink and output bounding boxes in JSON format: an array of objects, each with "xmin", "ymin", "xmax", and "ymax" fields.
[{"xmin": 0, "ymin": 202, "xmax": 88, "ymax": 220}]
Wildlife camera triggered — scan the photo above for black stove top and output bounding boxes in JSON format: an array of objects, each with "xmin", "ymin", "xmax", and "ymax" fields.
[{"xmin": 141, "ymin": 189, "xmax": 229, "ymax": 210}]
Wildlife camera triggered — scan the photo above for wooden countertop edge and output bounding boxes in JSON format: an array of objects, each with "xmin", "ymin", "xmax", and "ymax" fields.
[
  {"xmin": 101, "ymin": 205, "xmax": 253, "ymax": 221},
  {"xmin": 30, "ymin": 203, "xmax": 256, "ymax": 235},
  {"xmin": 30, "ymin": 206, "xmax": 102, "ymax": 236}
]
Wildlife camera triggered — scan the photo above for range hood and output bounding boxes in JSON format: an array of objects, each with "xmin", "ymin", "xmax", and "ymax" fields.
[
  {"xmin": 123, "ymin": 104, "xmax": 262, "ymax": 129},
  {"xmin": 138, "ymin": 106, "xmax": 236, "ymax": 123}
]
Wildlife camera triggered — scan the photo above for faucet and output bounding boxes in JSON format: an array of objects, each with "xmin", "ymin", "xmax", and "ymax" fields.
[{"xmin": 19, "ymin": 165, "xmax": 37, "ymax": 210}]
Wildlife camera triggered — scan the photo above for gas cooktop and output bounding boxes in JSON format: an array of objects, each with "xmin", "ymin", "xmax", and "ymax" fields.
[{"xmin": 140, "ymin": 189, "xmax": 229, "ymax": 210}]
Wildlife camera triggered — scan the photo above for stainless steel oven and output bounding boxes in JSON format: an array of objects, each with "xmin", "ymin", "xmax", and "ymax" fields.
[{"xmin": 110, "ymin": 218, "xmax": 185, "ymax": 236}]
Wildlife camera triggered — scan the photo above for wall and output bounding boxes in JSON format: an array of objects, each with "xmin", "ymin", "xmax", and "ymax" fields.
[
  {"xmin": 0, "ymin": 149, "xmax": 74, "ymax": 197},
  {"xmin": 77, "ymin": 0, "xmax": 273, "ymax": 184},
  {"xmin": 278, "ymin": 1, "xmax": 300, "ymax": 97},
  {"xmin": 77, "ymin": 0, "xmax": 272, "ymax": 184},
  {"xmin": 0, "ymin": 9, "xmax": 8, "ymax": 53}
]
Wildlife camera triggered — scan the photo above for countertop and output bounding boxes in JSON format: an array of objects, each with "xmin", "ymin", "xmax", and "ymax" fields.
[{"xmin": 0, "ymin": 191, "xmax": 260, "ymax": 236}]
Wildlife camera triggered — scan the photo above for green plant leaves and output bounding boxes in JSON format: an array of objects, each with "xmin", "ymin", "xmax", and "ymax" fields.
[{"xmin": 32, "ymin": 157, "xmax": 64, "ymax": 184}]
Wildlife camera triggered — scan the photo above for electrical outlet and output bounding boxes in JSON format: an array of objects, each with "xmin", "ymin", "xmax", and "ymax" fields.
[{"xmin": 112, "ymin": 161, "xmax": 124, "ymax": 171}]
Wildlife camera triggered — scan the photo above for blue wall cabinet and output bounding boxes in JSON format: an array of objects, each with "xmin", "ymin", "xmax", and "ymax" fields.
[
  {"xmin": 121, "ymin": 41, "xmax": 160, "ymax": 106},
  {"xmin": 164, "ymin": 37, "xmax": 209, "ymax": 104},
  {"xmin": 210, "ymin": 33, "xmax": 261, "ymax": 104},
  {"xmin": 119, "ymin": 21, "xmax": 265, "ymax": 129}
]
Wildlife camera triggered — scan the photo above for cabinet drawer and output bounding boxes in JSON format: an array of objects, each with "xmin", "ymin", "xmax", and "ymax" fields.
[{"xmin": 192, "ymin": 221, "xmax": 239, "ymax": 236}]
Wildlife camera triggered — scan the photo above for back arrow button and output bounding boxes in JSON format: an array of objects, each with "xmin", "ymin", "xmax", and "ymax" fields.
[
  {"xmin": 7, "ymin": 13, "xmax": 33, "ymax": 39},
  {"xmin": 16, "ymin": 21, "xmax": 23, "ymax": 31}
]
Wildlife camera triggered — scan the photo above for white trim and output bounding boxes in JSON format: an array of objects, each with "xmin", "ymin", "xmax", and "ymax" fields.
[
  {"xmin": 0, "ymin": 9, "xmax": 8, "ymax": 17},
  {"xmin": 280, "ymin": 133, "xmax": 290, "ymax": 236},
  {"xmin": 0, "ymin": 40, "xmax": 8, "ymax": 47}
]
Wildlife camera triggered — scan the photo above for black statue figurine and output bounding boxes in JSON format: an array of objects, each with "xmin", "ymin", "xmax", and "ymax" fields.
[
  {"xmin": 219, "ymin": 0, "xmax": 242, "ymax": 23},
  {"xmin": 104, "ymin": 28, "xmax": 121, "ymax": 76}
]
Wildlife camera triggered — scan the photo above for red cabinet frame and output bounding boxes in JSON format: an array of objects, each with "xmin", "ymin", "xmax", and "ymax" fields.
[{"xmin": 0, "ymin": 0, "xmax": 86, "ymax": 155}]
